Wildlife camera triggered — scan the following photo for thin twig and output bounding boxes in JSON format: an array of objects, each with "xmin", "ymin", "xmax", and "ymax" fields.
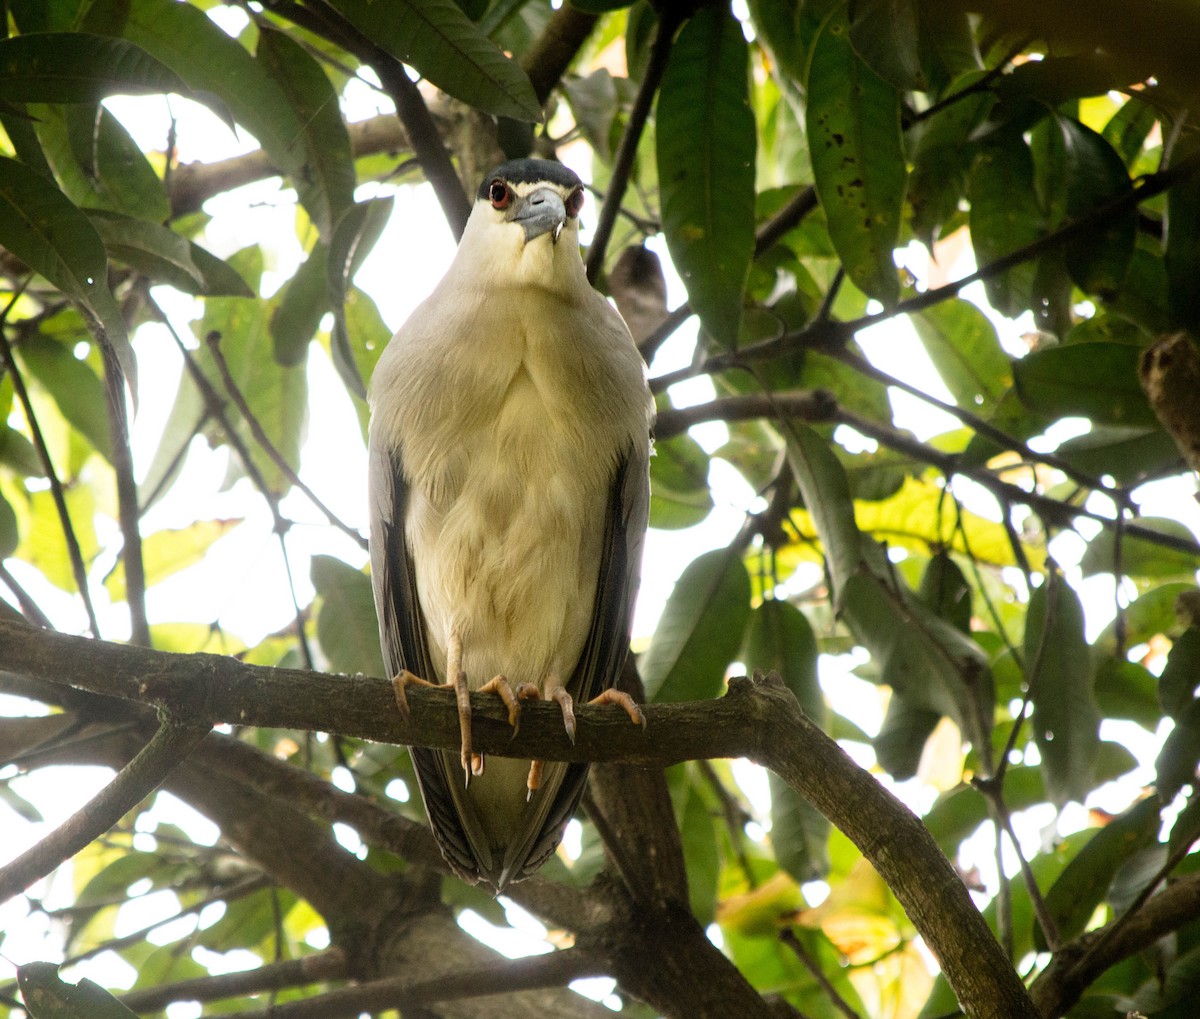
[
  {"xmin": 0, "ymin": 720, "xmax": 210, "ymax": 903},
  {"xmin": 909, "ymin": 37, "xmax": 1032, "ymax": 125},
  {"xmin": 0, "ymin": 562, "xmax": 53, "ymax": 628},
  {"xmin": 220, "ymin": 946, "xmax": 603, "ymax": 1018},
  {"xmin": 586, "ymin": 10, "xmax": 682, "ymax": 283},
  {"xmin": 103, "ymin": 346, "xmax": 151, "ymax": 647},
  {"xmin": 120, "ymin": 947, "xmax": 346, "ymax": 1013},
  {"xmin": 668, "ymin": 151, "xmax": 1200, "ymax": 387},
  {"xmin": 779, "ymin": 927, "xmax": 863, "ymax": 1019},
  {"xmin": 203, "ymin": 330, "xmax": 367, "ymax": 549},
  {"xmin": 0, "ymin": 296, "xmax": 100, "ymax": 637}
]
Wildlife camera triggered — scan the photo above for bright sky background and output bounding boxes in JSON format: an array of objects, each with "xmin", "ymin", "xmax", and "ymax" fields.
[{"xmin": 3, "ymin": 6, "xmax": 1200, "ymax": 1012}]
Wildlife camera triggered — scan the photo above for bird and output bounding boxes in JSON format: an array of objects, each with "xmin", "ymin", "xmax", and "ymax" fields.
[{"xmin": 368, "ymin": 158, "xmax": 654, "ymax": 891}]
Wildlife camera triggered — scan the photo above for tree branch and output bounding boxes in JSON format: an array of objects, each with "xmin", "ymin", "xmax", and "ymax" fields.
[
  {"xmin": 0, "ymin": 718, "xmax": 209, "ymax": 902},
  {"xmin": 585, "ymin": 9, "xmax": 682, "ymax": 283},
  {"xmin": 120, "ymin": 949, "xmax": 348, "ymax": 1013},
  {"xmin": 520, "ymin": 4, "xmax": 600, "ymax": 104},
  {"xmin": 654, "ymin": 389, "xmax": 1200, "ymax": 559},
  {"xmin": 1, "ymin": 622, "xmax": 1037, "ymax": 1018},
  {"xmin": 219, "ymin": 947, "xmax": 603, "ymax": 1019}
]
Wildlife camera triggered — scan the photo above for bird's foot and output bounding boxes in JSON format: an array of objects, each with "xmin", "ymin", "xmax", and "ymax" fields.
[
  {"xmin": 587, "ymin": 687, "xmax": 647, "ymax": 730},
  {"xmin": 390, "ymin": 669, "xmax": 475, "ymax": 785},
  {"xmin": 467, "ymin": 675, "xmax": 522, "ymax": 777}
]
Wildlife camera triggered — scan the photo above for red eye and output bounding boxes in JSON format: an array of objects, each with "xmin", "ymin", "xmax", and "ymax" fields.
[
  {"xmin": 488, "ymin": 179, "xmax": 511, "ymax": 209},
  {"xmin": 565, "ymin": 187, "xmax": 584, "ymax": 218}
]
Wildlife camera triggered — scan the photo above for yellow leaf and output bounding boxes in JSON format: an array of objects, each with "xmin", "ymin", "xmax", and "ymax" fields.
[
  {"xmin": 716, "ymin": 871, "xmax": 803, "ymax": 937},
  {"xmin": 105, "ymin": 518, "xmax": 241, "ymax": 602}
]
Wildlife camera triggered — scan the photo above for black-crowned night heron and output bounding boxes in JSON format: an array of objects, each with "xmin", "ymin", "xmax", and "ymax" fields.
[{"xmin": 368, "ymin": 159, "xmax": 654, "ymax": 890}]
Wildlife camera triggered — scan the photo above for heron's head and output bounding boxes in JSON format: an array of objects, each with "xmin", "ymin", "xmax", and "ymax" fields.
[{"xmin": 455, "ymin": 159, "xmax": 588, "ymax": 292}]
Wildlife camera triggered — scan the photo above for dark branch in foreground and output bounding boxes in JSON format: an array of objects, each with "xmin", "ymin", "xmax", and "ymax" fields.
[{"xmin": 0, "ymin": 621, "xmax": 1037, "ymax": 1019}]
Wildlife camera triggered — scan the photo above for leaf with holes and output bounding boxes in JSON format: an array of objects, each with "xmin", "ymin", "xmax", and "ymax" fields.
[{"xmin": 806, "ymin": 8, "xmax": 904, "ymax": 305}]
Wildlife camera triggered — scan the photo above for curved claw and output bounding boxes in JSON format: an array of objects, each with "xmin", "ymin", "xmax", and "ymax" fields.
[
  {"xmin": 477, "ymin": 674, "xmax": 522, "ymax": 738},
  {"xmin": 551, "ymin": 687, "xmax": 576, "ymax": 744},
  {"xmin": 589, "ymin": 688, "xmax": 647, "ymax": 730},
  {"xmin": 451, "ymin": 669, "xmax": 473, "ymax": 785}
]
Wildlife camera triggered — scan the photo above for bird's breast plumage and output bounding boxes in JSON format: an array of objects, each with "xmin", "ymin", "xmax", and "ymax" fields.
[{"xmin": 371, "ymin": 279, "xmax": 647, "ymax": 694}]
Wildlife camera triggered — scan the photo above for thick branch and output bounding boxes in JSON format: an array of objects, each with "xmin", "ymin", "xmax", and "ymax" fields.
[
  {"xmin": 2, "ymin": 623, "xmax": 1036, "ymax": 1018},
  {"xmin": 169, "ymin": 115, "xmax": 411, "ymax": 219}
]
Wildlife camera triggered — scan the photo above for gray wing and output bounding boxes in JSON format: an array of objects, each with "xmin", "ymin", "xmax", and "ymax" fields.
[
  {"xmin": 368, "ymin": 440, "xmax": 482, "ymax": 880},
  {"xmin": 370, "ymin": 435, "xmax": 652, "ymax": 886},
  {"xmin": 507, "ymin": 436, "xmax": 652, "ymax": 881}
]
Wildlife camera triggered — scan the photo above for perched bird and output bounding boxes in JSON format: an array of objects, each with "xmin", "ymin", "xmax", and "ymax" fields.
[{"xmin": 368, "ymin": 159, "xmax": 654, "ymax": 890}]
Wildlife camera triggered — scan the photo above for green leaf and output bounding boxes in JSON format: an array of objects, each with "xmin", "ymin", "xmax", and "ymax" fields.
[
  {"xmin": 640, "ymin": 548, "xmax": 751, "ymax": 703},
  {"xmin": 0, "ymin": 490, "xmax": 17, "ymax": 559},
  {"xmin": 1102, "ymin": 96, "xmax": 1157, "ymax": 166},
  {"xmin": 188, "ymin": 242, "xmax": 254, "ymax": 298},
  {"xmin": 805, "ymin": 7, "xmax": 904, "ymax": 305},
  {"xmin": 912, "ymin": 298, "xmax": 1011, "ymax": 417},
  {"xmin": 0, "ymin": 32, "xmax": 188, "ymax": 103},
  {"xmin": 67, "ymin": 105, "xmax": 168, "ymax": 221},
  {"xmin": 783, "ymin": 423, "xmax": 860, "ymax": 593},
  {"xmin": 114, "ymin": 0, "xmax": 316, "ymax": 184},
  {"xmin": 742, "ymin": 599, "xmax": 832, "ymax": 880},
  {"xmin": 656, "ymin": 4, "xmax": 757, "ymax": 348},
  {"xmin": 907, "ymin": 72, "xmax": 993, "ymax": 247},
  {"xmin": 1026, "ymin": 574, "xmax": 1100, "ymax": 806},
  {"xmin": 270, "ymin": 244, "xmax": 331, "ymax": 367},
  {"xmin": 840, "ymin": 562, "xmax": 992, "ymax": 743},
  {"xmin": 1037, "ymin": 796, "xmax": 1161, "ymax": 951},
  {"xmin": 1081, "ymin": 518, "xmax": 1200, "ymax": 580},
  {"xmin": 874, "ymin": 693, "xmax": 940, "ymax": 781},
  {"xmin": 1014, "ymin": 342, "xmax": 1156, "ymax": 428},
  {"xmin": 919, "ymin": 550, "xmax": 972, "ymax": 634},
  {"xmin": 16, "ymin": 334, "xmax": 111, "ymax": 461},
  {"xmin": 17, "ymin": 962, "xmax": 139, "ymax": 1018},
  {"xmin": 1156, "ymin": 697, "xmax": 1200, "ymax": 803},
  {"xmin": 255, "ymin": 26, "xmax": 356, "ymax": 237},
  {"xmin": 648, "ymin": 433, "xmax": 713, "ymax": 530},
  {"xmin": 1056, "ymin": 425, "xmax": 1182, "ymax": 487},
  {"xmin": 88, "ymin": 211, "xmax": 203, "ymax": 290},
  {"xmin": 327, "ymin": 197, "xmax": 394, "ymax": 399},
  {"xmin": 1093, "ymin": 657, "xmax": 1161, "ymax": 730},
  {"xmin": 970, "ymin": 132, "xmax": 1042, "ymax": 317},
  {"xmin": 1058, "ymin": 115, "xmax": 1135, "ymax": 296},
  {"xmin": 200, "ymin": 287, "xmax": 308, "ymax": 494},
  {"xmin": 1160, "ymin": 627, "xmax": 1200, "ymax": 720},
  {"xmin": 311, "ymin": 555, "xmax": 384, "ymax": 677},
  {"xmin": 1165, "ymin": 136, "xmax": 1200, "ymax": 335},
  {"xmin": 1095, "ymin": 583, "xmax": 1195, "ymax": 657},
  {"xmin": 680, "ymin": 783, "xmax": 719, "ymax": 924},
  {"xmin": 0, "ymin": 156, "xmax": 134, "ymax": 389},
  {"xmin": 325, "ymin": 0, "xmax": 540, "ymax": 122},
  {"xmin": 343, "ymin": 286, "xmax": 392, "ymax": 437},
  {"xmin": 848, "ymin": 0, "xmax": 924, "ymax": 91}
]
